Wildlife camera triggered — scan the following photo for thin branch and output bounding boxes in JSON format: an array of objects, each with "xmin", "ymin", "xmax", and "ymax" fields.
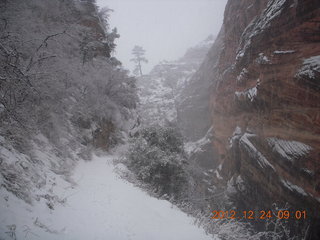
[
  {"xmin": 36, "ymin": 30, "xmax": 67, "ymax": 52},
  {"xmin": 0, "ymin": 42, "xmax": 12, "ymax": 55},
  {"xmin": 26, "ymin": 55, "xmax": 57, "ymax": 72},
  {"xmin": 25, "ymin": 30, "xmax": 67, "ymax": 72}
]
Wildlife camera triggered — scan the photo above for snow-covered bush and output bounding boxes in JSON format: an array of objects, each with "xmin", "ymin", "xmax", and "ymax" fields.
[
  {"xmin": 126, "ymin": 126, "xmax": 188, "ymax": 198},
  {"xmin": 139, "ymin": 126, "xmax": 185, "ymax": 154}
]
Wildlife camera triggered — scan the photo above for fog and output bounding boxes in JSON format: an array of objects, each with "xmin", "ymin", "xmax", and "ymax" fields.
[{"xmin": 96, "ymin": 0, "xmax": 228, "ymax": 74}]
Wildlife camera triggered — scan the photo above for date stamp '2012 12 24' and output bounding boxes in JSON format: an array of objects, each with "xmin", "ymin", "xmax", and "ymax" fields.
[{"xmin": 211, "ymin": 210, "xmax": 307, "ymax": 220}]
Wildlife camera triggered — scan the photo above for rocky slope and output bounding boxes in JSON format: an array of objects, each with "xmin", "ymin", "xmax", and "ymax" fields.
[{"xmin": 191, "ymin": 0, "xmax": 320, "ymax": 237}]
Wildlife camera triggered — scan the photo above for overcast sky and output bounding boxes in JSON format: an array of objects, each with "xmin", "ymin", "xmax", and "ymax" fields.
[{"xmin": 96, "ymin": 0, "xmax": 227, "ymax": 74}]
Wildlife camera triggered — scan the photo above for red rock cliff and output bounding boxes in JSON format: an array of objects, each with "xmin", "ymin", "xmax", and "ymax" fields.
[{"xmin": 206, "ymin": 0, "xmax": 320, "ymax": 230}]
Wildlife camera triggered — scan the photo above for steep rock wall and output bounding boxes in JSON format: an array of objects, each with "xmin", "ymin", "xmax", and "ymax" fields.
[{"xmin": 196, "ymin": 0, "xmax": 320, "ymax": 235}]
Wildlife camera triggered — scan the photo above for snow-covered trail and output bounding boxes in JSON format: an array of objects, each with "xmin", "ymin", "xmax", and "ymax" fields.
[{"xmin": 1, "ymin": 154, "xmax": 216, "ymax": 240}]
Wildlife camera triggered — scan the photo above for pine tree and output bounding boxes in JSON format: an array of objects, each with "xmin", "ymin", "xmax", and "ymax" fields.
[{"xmin": 130, "ymin": 45, "xmax": 148, "ymax": 76}]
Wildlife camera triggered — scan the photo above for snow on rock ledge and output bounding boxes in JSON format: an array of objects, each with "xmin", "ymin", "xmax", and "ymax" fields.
[
  {"xmin": 239, "ymin": 133, "xmax": 276, "ymax": 171},
  {"xmin": 267, "ymin": 137, "xmax": 312, "ymax": 163},
  {"xmin": 273, "ymin": 50, "xmax": 295, "ymax": 54},
  {"xmin": 296, "ymin": 55, "xmax": 320, "ymax": 79},
  {"xmin": 236, "ymin": 0, "xmax": 288, "ymax": 61},
  {"xmin": 281, "ymin": 178, "xmax": 308, "ymax": 197},
  {"xmin": 235, "ymin": 85, "xmax": 258, "ymax": 102}
]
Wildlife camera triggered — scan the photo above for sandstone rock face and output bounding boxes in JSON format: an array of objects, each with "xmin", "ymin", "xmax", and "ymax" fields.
[{"xmin": 195, "ymin": 0, "xmax": 320, "ymax": 235}]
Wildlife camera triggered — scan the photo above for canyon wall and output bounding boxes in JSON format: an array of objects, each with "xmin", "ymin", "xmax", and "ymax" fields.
[{"xmin": 186, "ymin": 0, "xmax": 320, "ymax": 236}]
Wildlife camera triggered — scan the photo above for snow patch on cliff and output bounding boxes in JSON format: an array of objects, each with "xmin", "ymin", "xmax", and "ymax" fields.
[
  {"xmin": 296, "ymin": 55, "xmax": 320, "ymax": 79},
  {"xmin": 236, "ymin": 175, "xmax": 246, "ymax": 192},
  {"xmin": 237, "ymin": 0, "xmax": 287, "ymax": 61},
  {"xmin": 214, "ymin": 170, "xmax": 223, "ymax": 180},
  {"xmin": 229, "ymin": 126, "xmax": 242, "ymax": 148},
  {"xmin": 280, "ymin": 179, "xmax": 308, "ymax": 196},
  {"xmin": 302, "ymin": 168, "xmax": 314, "ymax": 176},
  {"xmin": 260, "ymin": 0, "xmax": 287, "ymax": 30},
  {"xmin": 233, "ymin": 126, "xmax": 242, "ymax": 136},
  {"xmin": 236, "ymin": 68, "xmax": 248, "ymax": 83},
  {"xmin": 267, "ymin": 137, "xmax": 312, "ymax": 162},
  {"xmin": 256, "ymin": 53, "xmax": 271, "ymax": 64},
  {"xmin": 273, "ymin": 50, "xmax": 295, "ymax": 54},
  {"xmin": 235, "ymin": 86, "xmax": 258, "ymax": 102},
  {"xmin": 240, "ymin": 133, "xmax": 276, "ymax": 171}
]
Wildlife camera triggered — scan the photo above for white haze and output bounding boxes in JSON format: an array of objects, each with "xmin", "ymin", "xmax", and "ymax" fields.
[{"xmin": 96, "ymin": 0, "xmax": 227, "ymax": 74}]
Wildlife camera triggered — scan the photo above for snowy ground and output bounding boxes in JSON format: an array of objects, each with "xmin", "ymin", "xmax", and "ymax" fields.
[{"xmin": 0, "ymin": 154, "xmax": 217, "ymax": 240}]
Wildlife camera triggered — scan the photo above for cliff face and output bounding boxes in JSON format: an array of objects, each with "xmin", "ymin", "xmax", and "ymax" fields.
[
  {"xmin": 177, "ymin": 35, "xmax": 222, "ymax": 142},
  {"xmin": 200, "ymin": 0, "xmax": 320, "ymax": 231},
  {"xmin": 137, "ymin": 36, "xmax": 214, "ymax": 128}
]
